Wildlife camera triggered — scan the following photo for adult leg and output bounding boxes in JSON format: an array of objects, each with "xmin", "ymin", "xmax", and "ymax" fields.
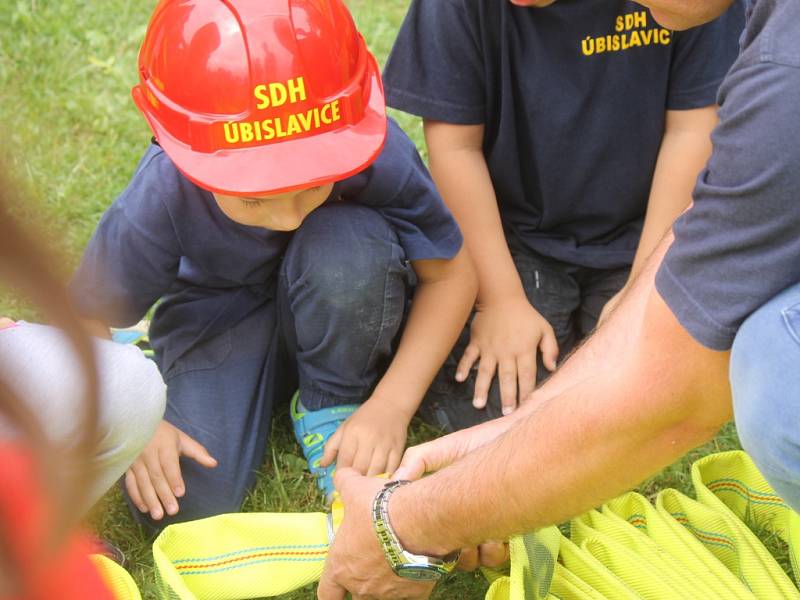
[
  {"xmin": 730, "ymin": 282, "xmax": 800, "ymax": 512},
  {"xmin": 279, "ymin": 203, "xmax": 411, "ymax": 410},
  {"xmin": 0, "ymin": 322, "xmax": 166, "ymax": 512},
  {"xmin": 127, "ymin": 298, "xmax": 295, "ymax": 530}
]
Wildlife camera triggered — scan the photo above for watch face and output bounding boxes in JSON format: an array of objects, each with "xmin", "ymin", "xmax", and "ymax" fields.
[{"xmin": 395, "ymin": 565, "xmax": 445, "ymax": 581}]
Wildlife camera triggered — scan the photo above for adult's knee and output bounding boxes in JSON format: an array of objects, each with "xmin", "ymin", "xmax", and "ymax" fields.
[{"xmin": 731, "ymin": 289, "xmax": 800, "ymax": 506}]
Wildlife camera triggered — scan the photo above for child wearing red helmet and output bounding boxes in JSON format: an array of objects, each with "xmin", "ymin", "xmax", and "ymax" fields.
[{"xmin": 71, "ymin": 0, "xmax": 475, "ymax": 530}]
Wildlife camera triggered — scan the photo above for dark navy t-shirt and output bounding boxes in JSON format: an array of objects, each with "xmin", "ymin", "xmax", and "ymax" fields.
[
  {"xmin": 71, "ymin": 118, "xmax": 462, "ymax": 363},
  {"xmin": 383, "ymin": 0, "xmax": 744, "ymax": 269},
  {"xmin": 656, "ymin": 0, "xmax": 800, "ymax": 351}
]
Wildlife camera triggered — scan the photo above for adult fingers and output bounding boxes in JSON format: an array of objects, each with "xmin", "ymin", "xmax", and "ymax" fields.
[
  {"xmin": 316, "ymin": 569, "xmax": 346, "ymax": 600},
  {"xmin": 516, "ymin": 353, "xmax": 536, "ymax": 404},
  {"xmin": 320, "ymin": 427, "xmax": 344, "ymax": 468},
  {"xmin": 457, "ymin": 546, "xmax": 479, "ymax": 572},
  {"xmin": 393, "ymin": 436, "xmax": 458, "ymax": 481},
  {"xmin": 178, "ymin": 431, "xmax": 218, "ymax": 468},
  {"xmin": 538, "ymin": 324, "xmax": 559, "ymax": 372},
  {"xmin": 130, "ymin": 461, "xmax": 164, "ymax": 520},
  {"xmin": 478, "ymin": 541, "xmax": 509, "ymax": 568},
  {"xmin": 124, "ymin": 468, "xmax": 147, "ymax": 513},
  {"xmin": 497, "ymin": 357, "xmax": 518, "ymax": 416},
  {"xmin": 143, "ymin": 450, "xmax": 179, "ymax": 517},
  {"xmin": 473, "ymin": 355, "xmax": 497, "ymax": 409},
  {"xmin": 456, "ymin": 343, "xmax": 480, "ymax": 382}
]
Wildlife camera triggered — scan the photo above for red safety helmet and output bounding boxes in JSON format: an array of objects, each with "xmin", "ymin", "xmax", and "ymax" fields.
[{"xmin": 132, "ymin": 0, "xmax": 387, "ymax": 196}]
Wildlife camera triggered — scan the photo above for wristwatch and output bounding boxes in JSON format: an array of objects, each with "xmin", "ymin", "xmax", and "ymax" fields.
[{"xmin": 371, "ymin": 480, "xmax": 461, "ymax": 581}]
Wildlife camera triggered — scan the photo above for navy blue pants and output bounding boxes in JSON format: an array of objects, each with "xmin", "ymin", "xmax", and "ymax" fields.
[{"xmin": 128, "ymin": 204, "xmax": 412, "ymax": 530}]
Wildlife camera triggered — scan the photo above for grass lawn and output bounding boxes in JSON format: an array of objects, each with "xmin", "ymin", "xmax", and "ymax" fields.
[{"xmin": 0, "ymin": 1, "xmax": 793, "ymax": 598}]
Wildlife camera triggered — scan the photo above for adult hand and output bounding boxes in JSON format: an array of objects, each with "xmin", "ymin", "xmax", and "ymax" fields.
[
  {"xmin": 0, "ymin": 317, "xmax": 16, "ymax": 330},
  {"xmin": 320, "ymin": 400, "xmax": 411, "ymax": 476},
  {"xmin": 457, "ymin": 541, "xmax": 509, "ymax": 572},
  {"xmin": 317, "ymin": 469, "xmax": 435, "ymax": 600},
  {"xmin": 459, "ymin": 296, "xmax": 558, "ymax": 415},
  {"xmin": 393, "ymin": 415, "xmax": 516, "ymax": 481},
  {"xmin": 125, "ymin": 420, "xmax": 217, "ymax": 520}
]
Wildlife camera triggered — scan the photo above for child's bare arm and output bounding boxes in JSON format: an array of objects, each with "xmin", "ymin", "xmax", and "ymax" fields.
[
  {"xmin": 424, "ymin": 120, "xmax": 558, "ymax": 413},
  {"xmin": 321, "ymin": 246, "xmax": 476, "ymax": 476},
  {"xmin": 599, "ymin": 106, "xmax": 718, "ymax": 324}
]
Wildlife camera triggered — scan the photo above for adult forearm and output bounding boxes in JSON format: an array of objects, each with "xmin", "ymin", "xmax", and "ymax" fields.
[{"xmin": 390, "ymin": 255, "xmax": 732, "ymax": 555}]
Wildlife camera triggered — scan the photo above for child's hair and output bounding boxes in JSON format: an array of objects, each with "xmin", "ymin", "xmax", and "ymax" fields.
[{"xmin": 0, "ymin": 159, "xmax": 100, "ymax": 576}]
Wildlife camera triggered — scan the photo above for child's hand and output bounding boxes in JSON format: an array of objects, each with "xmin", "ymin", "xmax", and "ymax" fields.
[
  {"xmin": 460, "ymin": 296, "xmax": 558, "ymax": 415},
  {"xmin": 319, "ymin": 400, "xmax": 410, "ymax": 477},
  {"xmin": 125, "ymin": 420, "xmax": 217, "ymax": 520}
]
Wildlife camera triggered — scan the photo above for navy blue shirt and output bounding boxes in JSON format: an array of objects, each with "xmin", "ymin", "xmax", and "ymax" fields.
[
  {"xmin": 71, "ymin": 118, "xmax": 462, "ymax": 364},
  {"xmin": 382, "ymin": 0, "xmax": 744, "ymax": 269},
  {"xmin": 656, "ymin": 0, "xmax": 800, "ymax": 351}
]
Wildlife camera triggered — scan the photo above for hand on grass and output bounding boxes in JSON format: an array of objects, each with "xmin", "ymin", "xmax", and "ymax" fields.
[
  {"xmin": 125, "ymin": 420, "xmax": 217, "ymax": 520},
  {"xmin": 459, "ymin": 296, "xmax": 558, "ymax": 415},
  {"xmin": 320, "ymin": 399, "xmax": 410, "ymax": 477}
]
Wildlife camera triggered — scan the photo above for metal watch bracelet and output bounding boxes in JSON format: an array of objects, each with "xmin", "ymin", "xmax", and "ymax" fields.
[{"xmin": 371, "ymin": 480, "xmax": 460, "ymax": 581}]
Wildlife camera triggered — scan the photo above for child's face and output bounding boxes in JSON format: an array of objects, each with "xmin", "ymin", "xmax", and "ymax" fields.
[{"xmin": 213, "ymin": 183, "xmax": 334, "ymax": 231}]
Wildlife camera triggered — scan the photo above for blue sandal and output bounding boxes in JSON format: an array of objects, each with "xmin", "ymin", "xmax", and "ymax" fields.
[
  {"xmin": 111, "ymin": 322, "xmax": 154, "ymax": 359},
  {"xmin": 290, "ymin": 392, "xmax": 358, "ymax": 501}
]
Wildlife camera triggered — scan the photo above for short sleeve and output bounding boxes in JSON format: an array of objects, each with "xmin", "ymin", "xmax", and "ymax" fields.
[
  {"xmin": 666, "ymin": 1, "xmax": 745, "ymax": 110},
  {"xmin": 656, "ymin": 60, "xmax": 800, "ymax": 350},
  {"xmin": 382, "ymin": 0, "xmax": 485, "ymax": 124},
  {"xmin": 70, "ymin": 147, "xmax": 181, "ymax": 326},
  {"xmin": 337, "ymin": 119, "xmax": 463, "ymax": 261}
]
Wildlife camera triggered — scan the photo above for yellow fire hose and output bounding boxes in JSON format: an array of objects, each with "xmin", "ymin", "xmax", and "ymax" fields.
[{"xmin": 92, "ymin": 451, "xmax": 799, "ymax": 599}]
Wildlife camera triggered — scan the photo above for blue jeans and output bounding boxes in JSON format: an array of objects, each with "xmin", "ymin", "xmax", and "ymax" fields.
[
  {"xmin": 127, "ymin": 203, "xmax": 412, "ymax": 530},
  {"xmin": 731, "ymin": 281, "xmax": 800, "ymax": 512}
]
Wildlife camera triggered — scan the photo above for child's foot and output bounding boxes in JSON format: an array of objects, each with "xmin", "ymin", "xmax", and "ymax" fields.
[{"xmin": 290, "ymin": 392, "xmax": 358, "ymax": 502}]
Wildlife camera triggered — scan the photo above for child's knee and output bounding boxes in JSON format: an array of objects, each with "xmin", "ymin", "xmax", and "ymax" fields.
[{"xmin": 284, "ymin": 204, "xmax": 408, "ymax": 310}]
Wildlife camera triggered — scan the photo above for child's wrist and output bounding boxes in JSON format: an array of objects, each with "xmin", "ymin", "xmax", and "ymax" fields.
[{"xmin": 364, "ymin": 392, "xmax": 418, "ymax": 422}]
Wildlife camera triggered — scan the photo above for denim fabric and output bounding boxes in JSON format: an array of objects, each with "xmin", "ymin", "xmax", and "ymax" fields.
[
  {"xmin": 731, "ymin": 281, "xmax": 800, "ymax": 512},
  {"xmin": 127, "ymin": 203, "xmax": 412, "ymax": 530},
  {"xmin": 420, "ymin": 236, "xmax": 629, "ymax": 433},
  {"xmin": 279, "ymin": 203, "xmax": 413, "ymax": 410}
]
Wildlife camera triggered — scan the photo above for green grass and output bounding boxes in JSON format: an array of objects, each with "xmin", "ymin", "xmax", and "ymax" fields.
[{"xmin": 1, "ymin": 1, "xmax": 795, "ymax": 598}]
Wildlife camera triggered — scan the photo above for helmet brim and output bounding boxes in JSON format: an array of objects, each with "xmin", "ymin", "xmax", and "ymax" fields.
[{"xmin": 134, "ymin": 69, "xmax": 387, "ymax": 197}]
